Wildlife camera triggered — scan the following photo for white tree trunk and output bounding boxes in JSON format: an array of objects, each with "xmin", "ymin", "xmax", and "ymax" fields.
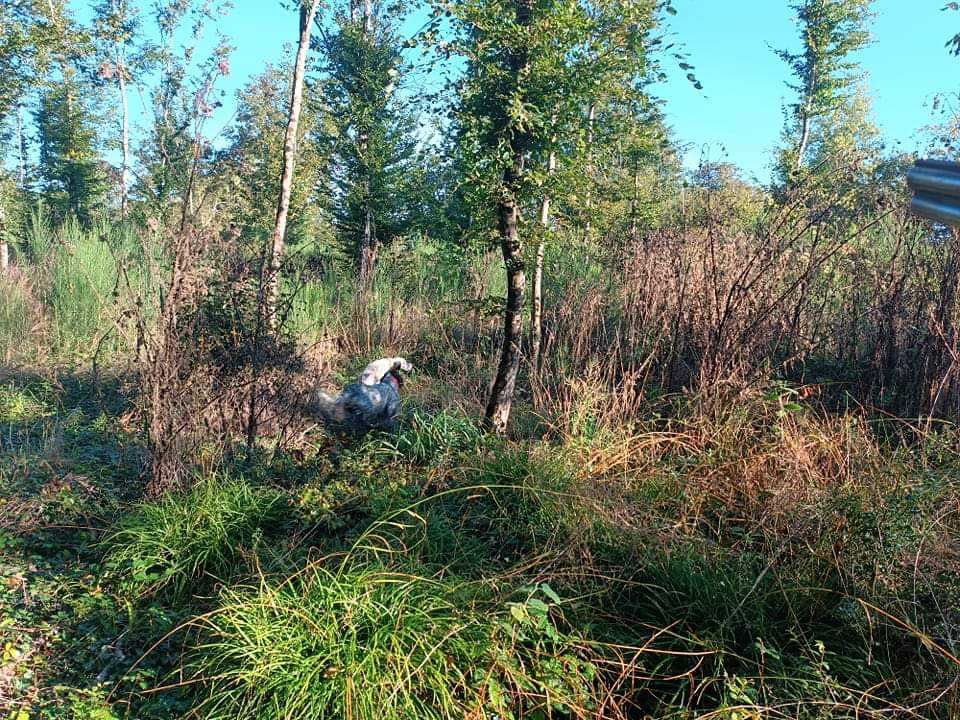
[
  {"xmin": 584, "ymin": 102, "xmax": 596, "ymax": 237},
  {"xmin": 0, "ymin": 205, "xmax": 8, "ymax": 273},
  {"xmin": 16, "ymin": 105, "xmax": 26, "ymax": 186},
  {"xmin": 530, "ymin": 147, "xmax": 555, "ymax": 374},
  {"xmin": 118, "ymin": 67, "xmax": 131, "ymax": 216},
  {"xmin": 266, "ymin": 0, "xmax": 322, "ymax": 322}
]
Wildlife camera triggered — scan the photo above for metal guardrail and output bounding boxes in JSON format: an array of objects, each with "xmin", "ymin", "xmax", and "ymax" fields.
[{"xmin": 908, "ymin": 159, "xmax": 960, "ymax": 226}]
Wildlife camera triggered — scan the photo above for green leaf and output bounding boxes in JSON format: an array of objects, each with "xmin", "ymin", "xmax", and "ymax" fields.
[{"xmin": 540, "ymin": 583, "xmax": 561, "ymax": 604}]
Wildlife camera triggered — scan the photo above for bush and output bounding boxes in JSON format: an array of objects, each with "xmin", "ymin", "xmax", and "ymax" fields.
[
  {"xmin": 47, "ymin": 220, "xmax": 122, "ymax": 354},
  {"xmin": 104, "ymin": 477, "xmax": 287, "ymax": 599},
  {"xmin": 376, "ymin": 407, "xmax": 485, "ymax": 466},
  {"xmin": 191, "ymin": 567, "xmax": 609, "ymax": 720}
]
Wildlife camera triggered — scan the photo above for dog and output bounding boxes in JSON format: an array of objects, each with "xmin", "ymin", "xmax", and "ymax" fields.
[{"xmin": 310, "ymin": 358, "xmax": 410, "ymax": 433}]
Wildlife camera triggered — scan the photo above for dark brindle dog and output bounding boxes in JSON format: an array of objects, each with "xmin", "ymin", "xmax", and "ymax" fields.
[{"xmin": 310, "ymin": 358, "xmax": 410, "ymax": 433}]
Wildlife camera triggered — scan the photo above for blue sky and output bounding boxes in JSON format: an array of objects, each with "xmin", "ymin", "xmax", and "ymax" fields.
[
  {"xmin": 68, "ymin": 0, "xmax": 960, "ymax": 183},
  {"xmin": 658, "ymin": 1, "xmax": 958, "ymax": 181}
]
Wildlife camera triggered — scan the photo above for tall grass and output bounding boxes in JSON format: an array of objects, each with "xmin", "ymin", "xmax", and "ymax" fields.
[
  {"xmin": 47, "ymin": 219, "xmax": 121, "ymax": 353},
  {"xmin": 104, "ymin": 476, "xmax": 287, "ymax": 599},
  {"xmin": 0, "ymin": 272, "xmax": 37, "ymax": 363},
  {"xmin": 5, "ymin": 211, "xmax": 155, "ymax": 361},
  {"xmin": 192, "ymin": 567, "xmax": 613, "ymax": 720}
]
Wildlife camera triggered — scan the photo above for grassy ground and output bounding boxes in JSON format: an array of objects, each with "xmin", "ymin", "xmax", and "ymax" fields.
[
  {"xmin": 2, "ymin": 219, "xmax": 959, "ymax": 719},
  {"xmin": 2, "ymin": 366, "xmax": 958, "ymax": 719}
]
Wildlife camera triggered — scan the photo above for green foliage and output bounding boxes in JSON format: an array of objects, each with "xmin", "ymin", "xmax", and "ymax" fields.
[
  {"xmin": 379, "ymin": 407, "xmax": 485, "ymax": 465},
  {"xmin": 104, "ymin": 477, "xmax": 287, "ymax": 600},
  {"xmin": 448, "ymin": 0, "xmax": 666, "ymax": 239},
  {"xmin": 0, "ymin": 0, "xmax": 90, "ymax": 126},
  {"xmin": 136, "ymin": 1, "xmax": 231, "ymax": 217},
  {"xmin": 218, "ymin": 65, "xmax": 331, "ymax": 250},
  {"xmin": 35, "ymin": 75, "xmax": 108, "ymax": 223},
  {"xmin": 192, "ymin": 567, "xmax": 603, "ymax": 720},
  {"xmin": 0, "ymin": 273, "xmax": 35, "ymax": 363},
  {"xmin": 776, "ymin": 0, "xmax": 876, "ymax": 185},
  {"xmin": 316, "ymin": 1, "xmax": 424, "ymax": 272},
  {"xmin": 46, "ymin": 221, "xmax": 118, "ymax": 351}
]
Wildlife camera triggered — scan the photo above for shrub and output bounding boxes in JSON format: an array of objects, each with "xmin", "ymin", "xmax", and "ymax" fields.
[
  {"xmin": 376, "ymin": 408, "xmax": 485, "ymax": 466},
  {"xmin": 191, "ymin": 568, "xmax": 609, "ymax": 720},
  {"xmin": 104, "ymin": 477, "xmax": 287, "ymax": 599}
]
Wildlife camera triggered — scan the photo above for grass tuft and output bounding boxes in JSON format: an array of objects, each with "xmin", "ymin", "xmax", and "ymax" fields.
[
  {"xmin": 104, "ymin": 476, "xmax": 287, "ymax": 600},
  {"xmin": 191, "ymin": 566, "xmax": 609, "ymax": 720}
]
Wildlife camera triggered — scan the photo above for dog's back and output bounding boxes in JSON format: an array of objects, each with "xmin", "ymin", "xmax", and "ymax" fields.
[
  {"xmin": 310, "ymin": 377, "xmax": 400, "ymax": 433},
  {"xmin": 360, "ymin": 357, "xmax": 412, "ymax": 385}
]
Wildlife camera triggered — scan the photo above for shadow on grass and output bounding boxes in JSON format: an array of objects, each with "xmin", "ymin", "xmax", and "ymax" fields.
[{"xmin": 0, "ymin": 369, "xmax": 196, "ymax": 719}]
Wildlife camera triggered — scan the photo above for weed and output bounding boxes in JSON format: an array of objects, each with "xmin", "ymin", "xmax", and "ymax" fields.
[{"xmin": 191, "ymin": 566, "xmax": 610, "ymax": 720}]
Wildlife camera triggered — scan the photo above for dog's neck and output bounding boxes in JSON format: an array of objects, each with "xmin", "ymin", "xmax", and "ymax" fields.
[{"xmin": 381, "ymin": 371, "xmax": 402, "ymax": 391}]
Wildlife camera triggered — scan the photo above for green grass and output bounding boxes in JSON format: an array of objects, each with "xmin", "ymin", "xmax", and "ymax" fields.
[
  {"xmin": 0, "ymin": 275, "xmax": 37, "ymax": 363},
  {"xmin": 47, "ymin": 220, "xmax": 122, "ymax": 354},
  {"xmin": 375, "ymin": 407, "xmax": 485, "ymax": 466},
  {"xmin": 13, "ymin": 213, "xmax": 156, "ymax": 360},
  {"xmin": 104, "ymin": 477, "xmax": 288, "ymax": 600},
  {"xmin": 191, "ymin": 567, "xmax": 606, "ymax": 720}
]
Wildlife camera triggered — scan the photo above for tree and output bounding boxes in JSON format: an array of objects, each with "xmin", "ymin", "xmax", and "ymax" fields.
[
  {"xmin": 218, "ymin": 66, "xmax": 330, "ymax": 251},
  {"xmin": 138, "ymin": 0, "xmax": 231, "ymax": 219},
  {"xmin": 449, "ymin": 0, "xmax": 534, "ymax": 432},
  {"xmin": 35, "ymin": 72, "xmax": 108, "ymax": 222},
  {"xmin": 266, "ymin": 0, "xmax": 323, "ymax": 323},
  {"xmin": 775, "ymin": 0, "xmax": 874, "ymax": 183},
  {"xmin": 92, "ymin": 0, "xmax": 146, "ymax": 218},
  {"xmin": 316, "ymin": 0, "xmax": 419, "ymax": 283},
  {"xmin": 0, "ymin": 0, "xmax": 73, "ymax": 126},
  {"xmin": 0, "ymin": 0, "xmax": 79, "ymax": 267},
  {"xmin": 448, "ymin": 0, "xmax": 664, "ymax": 431}
]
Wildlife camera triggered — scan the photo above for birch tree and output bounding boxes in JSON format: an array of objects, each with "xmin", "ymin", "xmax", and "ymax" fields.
[
  {"xmin": 266, "ymin": 0, "xmax": 323, "ymax": 321},
  {"xmin": 93, "ymin": 0, "xmax": 143, "ymax": 218},
  {"xmin": 448, "ymin": 0, "xmax": 663, "ymax": 431},
  {"xmin": 776, "ymin": 0, "xmax": 873, "ymax": 182}
]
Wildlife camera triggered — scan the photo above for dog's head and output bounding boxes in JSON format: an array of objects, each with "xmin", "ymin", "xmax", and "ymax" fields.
[
  {"xmin": 381, "ymin": 358, "xmax": 411, "ymax": 390},
  {"xmin": 392, "ymin": 358, "xmax": 413, "ymax": 374},
  {"xmin": 382, "ymin": 369, "xmax": 403, "ymax": 391}
]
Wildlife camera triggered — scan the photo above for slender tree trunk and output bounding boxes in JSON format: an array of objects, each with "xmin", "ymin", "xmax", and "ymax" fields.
[
  {"xmin": 16, "ymin": 105, "xmax": 26, "ymax": 187},
  {"xmin": 117, "ymin": 68, "xmax": 131, "ymax": 216},
  {"xmin": 249, "ymin": 0, "xmax": 320, "ymax": 448},
  {"xmin": 363, "ymin": 0, "xmax": 373, "ymax": 32},
  {"xmin": 485, "ymin": 0, "xmax": 532, "ymax": 433},
  {"xmin": 265, "ymin": 0, "xmax": 321, "ymax": 323},
  {"xmin": 359, "ymin": 203, "xmax": 377, "ymax": 284},
  {"xmin": 630, "ymin": 157, "xmax": 640, "ymax": 243},
  {"xmin": 584, "ymin": 102, "xmax": 596, "ymax": 237},
  {"xmin": 486, "ymin": 161, "xmax": 526, "ymax": 432},
  {"xmin": 357, "ymin": 0, "xmax": 376, "ymax": 286},
  {"xmin": 0, "ymin": 205, "xmax": 8, "ymax": 274},
  {"xmin": 795, "ymin": 66, "xmax": 817, "ymax": 172},
  {"xmin": 111, "ymin": 0, "xmax": 131, "ymax": 217},
  {"xmin": 118, "ymin": 67, "xmax": 130, "ymax": 215},
  {"xmin": 795, "ymin": 106, "xmax": 812, "ymax": 171},
  {"xmin": 530, "ymin": 147, "xmax": 555, "ymax": 375}
]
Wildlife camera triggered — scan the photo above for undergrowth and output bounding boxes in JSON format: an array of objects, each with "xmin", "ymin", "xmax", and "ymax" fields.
[{"xmin": 192, "ymin": 569, "xmax": 606, "ymax": 720}]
